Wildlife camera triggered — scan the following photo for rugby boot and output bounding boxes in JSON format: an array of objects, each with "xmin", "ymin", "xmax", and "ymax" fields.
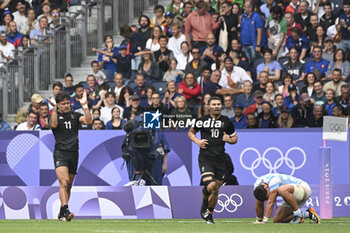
[
  {"xmin": 307, "ymin": 207, "xmax": 321, "ymax": 224},
  {"xmin": 290, "ymin": 215, "xmax": 304, "ymax": 224}
]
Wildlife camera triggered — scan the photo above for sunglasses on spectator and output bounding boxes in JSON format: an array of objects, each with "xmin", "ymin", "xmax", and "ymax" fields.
[
  {"xmin": 192, "ymin": 51, "xmax": 200, "ymax": 54},
  {"xmin": 52, "ymin": 13, "xmax": 59, "ymax": 16}
]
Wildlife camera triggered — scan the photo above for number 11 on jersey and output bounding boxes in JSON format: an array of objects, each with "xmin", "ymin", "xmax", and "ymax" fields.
[{"xmin": 64, "ymin": 121, "xmax": 72, "ymax": 129}]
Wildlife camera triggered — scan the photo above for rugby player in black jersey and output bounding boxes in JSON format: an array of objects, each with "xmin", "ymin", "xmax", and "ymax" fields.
[
  {"xmin": 50, "ymin": 91, "xmax": 92, "ymax": 221},
  {"xmin": 188, "ymin": 96, "xmax": 238, "ymax": 224}
]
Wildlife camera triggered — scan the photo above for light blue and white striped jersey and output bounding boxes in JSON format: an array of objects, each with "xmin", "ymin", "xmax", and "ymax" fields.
[{"xmin": 254, "ymin": 173, "xmax": 304, "ymax": 191}]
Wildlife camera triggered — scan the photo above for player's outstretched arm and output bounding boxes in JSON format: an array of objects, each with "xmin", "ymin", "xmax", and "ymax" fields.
[
  {"xmin": 78, "ymin": 91, "xmax": 93, "ymax": 125},
  {"xmin": 50, "ymin": 107, "xmax": 58, "ymax": 129}
]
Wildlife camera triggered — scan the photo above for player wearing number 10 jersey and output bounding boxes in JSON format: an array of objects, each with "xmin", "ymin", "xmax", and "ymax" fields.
[
  {"xmin": 50, "ymin": 91, "xmax": 92, "ymax": 222},
  {"xmin": 188, "ymin": 96, "xmax": 238, "ymax": 224}
]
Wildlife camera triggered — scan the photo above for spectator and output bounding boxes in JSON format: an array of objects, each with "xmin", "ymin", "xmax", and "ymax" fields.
[
  {"xmin": 244, "ymin": 90, "xmax": 264, "ymax": 117},
  {"xmin": 70, "ymin": 84, "xmax": 89, "ymax": 114},
  {"xmin": 221, "ymin": 95, "xmax": 235, "ymax": 118},
  {"xmin": 85, "ymin": 75, "xmax": 99, "ymax": 98},
  {"xmin": 285, "ymin": 0, "xmax": 300, "ymax": 15},
  {"xmin": 257, "ymin": 101, "xmax": 277, "ymax": 128},
  {"xmin": 286, "ymin": 27, "xmax": 310, "ymax": 61},
  {"xmin": 326, "ymin": 49, "xmax": 350, "ymax": 82},
  {"xmin": 182, "ymin": 1, "xmax": 193, "ymax": 17},
  {"xmin": 132, "ymin": 73, "xmax": 147, "ymax": 101},
  {"xmin": 230, "ymin": 103, "xmax": 247, "ymax": 129},
  {"xmin": 336, "ymin": 85, "xmax": 350, "ymax": 109},
  {"xmin": 21, "ymin": 34, "xmax": 30, "ymax": 48},
  {"xmin": 272, "ymin": 93, "xmax": 285, "ymax": 116},
  {"xmin": 124, "ymin": 94, "xmax": 143, "ymax": 120},
  {"xmin": 303, "ymin": 46, "xmax": 329, "ymax": 81},
  {"xmin": 229, "ymin": 38, "xmax": 249, "ymax": 62},
  {"xmin": 266, "ymin": 5, "xmax": 287, "ymax": 59},
  {"xmin": 15, "ymin": 110, "xmax": 41, "ymax": 130},
  {"xmin": 277, "ymin": 107, "xmax": 295, "ymax": 128},
  {"xmin": 0, "ymin": 112, "xmax": 11, "ymax": 131},
  {"xmin": 38, "ymin": 1, "xmax": 52, "ymax": 23},
  {"xmin": 146, "ymin": 25, "xmax": 162, "ymax": 52},
  {"xmin": 92, "ymin": 119, "xmax": 104, "ymax": 130},
  {"xmin": 29, "ymin": 16, "xmax": 51, "ymax": 44},
  {"xmin": 163, "ymin": 80, "xmax": 181, "ymax": 112},
  {"xmin": 228, "ymin": 49, "xmax": 251, "ymax": 76},
  {"xmin": 263, "ymin": 82, "xmax": 277, "ymax": 107},
  {"xmin": 178, "ymin": 72, "xmax": 201, "ymax": 109},
  {"xmin": 284, "ymin": 84, "xmax": 300, "ymax": 109},
  {"xmin": 295, "ymin": 1, "xmax": 313, "ymax": 30},
  {"xmin": 323, "ymin": 69, "xmax": 347, "ymax": 97},
  {"xmin": 336, "ymin": 0, "xmax": 350, "ymax": 53},
  {"xmin": 332, "ymin": 104, "xmax": 346, "ymax": 118},
  {"xmin": 138, "ymin": 15, "xmax": 152, "ymax": 45},
  {"xmin": 110, "ymin": 73, "xmax": 125, "ymax": 101},
  {"xmin": 260, "ymin": 0, "xmax": 274, "ymax": 20},
  {"xmin": 49, "ymin": 8, "xmax": 62, "ymax": 29},
  {"xmin": 97, "ymin": 35, "xmax": 118, "ymax": 73},
  {"xmin": 282, "ymin": 47, "xmax": 305, "ymax": 83},
  {"xmin": 211, "ymin": 51, "xmax": 226, "ymax": 71},
  {"xmin": 185, "ymin": 0, "xmax": 221, "ymax": 48},
  {"xmin": 219, "ymin": 57, "xmax": 251, "ymax": 93},
  {"xmin": 291, "ymin": 92, "xmax": 313, "ymax": 127},
  {"xmin": 92, "ymin": 109, "xmax": 101, "ymax": 120},
  {"xmin": 168, "ymin": 22, "xmax": 186, "ymax": 58},
  {"xmin": 200, "ymin": 33, "xmax": 223, "ymax": 67},
  {"xmin": 311, "ymin": 25, "xmax": 326, "ymax": 51},
  {"xmin": 150, "ymin": 5, "xmax": 166, "ymax": 28},
  {"xmin": 197, "ymin": 67, "xmax": 211, "ymax": 93},
  {"xmin": 305, "ymin": 105, "xmax": 323, "ymax": 127},
  {"xmin": 63, "ymin": 73, "xmax": 74, "ymax": 96},
  {"xmin": 253, "ymin": 71, "xmax": 269, "ymax": 94},
  {"xmin": 221, "ymin": 1, "xmax": 239, "ymax": 46},
  {"xmin": 146, "ymin": 92, "xmax": 169, "ymax": 114},
  {"xmin": 13, "ymin": 0, "xmax": 27, "ymax": 33},
  {"xmin": 0, "ymin": 31, "xmax": 14, "ymax": 64},
  {"xmin": 100, "ymin": 92, "xmax": 124, "ymax": 124},
  {"xmin": 141, "ymin": 86, "xmax": 155, "ymax": 108},
  {"xmin": 7, "ymin": 21, "xmax": 23, "ymax": 48},
  {"xmin": 37, "ymin": 102, "xmax": 50, "ymax": 130},
  {"xmin": 163, "ymin": 12, "xmax": 174, "ymax": 38},
  {"xmin": 176, "ymin": 41, "xmax": 192, "ymax": 70},
  {"xmin": 322, "ymin": 36, "xmax": 336, "ymax": 62},
  {"xmin": 21, "ymin": 8, "xmax": 39, "ymax": 35},
  {"xmin": 246, "ymin": 112, "xmax": 258, "ymax": 128},
  {"xmin": 154, "ymin": 35, "xmax": 174, "ymax": 74},
  {"xmin": 311, "ymin": 80, "xmax": 327, "ymax": 105},
  {"xmin": 300, "ymin": 72, "xmax": 316, "ymax": 97},
  {"xmin": 319, "ymin": 2, "xmax": 336, "ymax": 30},
  {"xmin": 324, "ymin": 88, "xmax": 336, "ymax": 115},
  {"xmin": 163, "ymin": 58, "xmax": 185, "ymax": 82},
  {"xmin": 0, "ymin": 11, "xmax": 13, "ymax": 34},
  {"xmin": 105, "ymin": 107, "xmax": 126, "ymax": 130},
  {"xmin": 240, "ymin": 0, "xmax": 266, "ymax": 63},
  {"xmin": 236, "ymin": 80, "xmax": 255, "ymax": 108},
  {"xmin": 90, "ymin": 60, "xmax": 107, "ymax": 85},
  {"xmin": 185, "ymin": 46, "xmax": 208, "ymax": 78},
  {"xmin": 198, "ymin": 93, "xmax": 211, "ymax": 118},
  {"xmin": 44, "ymin": 81, "xmax": 62, "ymax": 111},
  {"xmin": 170, "ymin": 95, "xmax": 193, "ymax": 123},
  {"xmin": 305, "ymin": 14, "xmax": 319, "ymax": 44},
  {"xmin": 284, "ymin": 12, "xmax": 302, "ymax": 38},
  {"xmin": 166, "ymin": 0, "xmax": 184, "ymax": 16},
  {"xmin": 138, "ymin": 51, "xmax": 160, "ymax": 82},
  {"xmin": 256, "ymin": 48, "xmax": 282, "ymax": 81}
]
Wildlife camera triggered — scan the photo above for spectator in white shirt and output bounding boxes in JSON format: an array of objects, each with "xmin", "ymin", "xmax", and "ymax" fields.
[
  {"xmin": 13, "ymin": 0, "xmax": 28, "ymax": 33},
  {"xmin": 0, "ymin": 31, "xmax": 15, "ymax": 64},
  {"xmin": 167, "ymin": 22, "xmax": 185, "ymax": 57},
  {"xmin": 15, "ymin": 110, "xmax": 41, "ymax": 131},
  {"xmin": 100, "ymin": 92, "xmax": 124, "ymax": 124},
  {"xmin": 175, "ymin": 41, "xmax": 192, "ymax": 70},
  {"xmin": 110, "ymin": 73, "xmax": 125, "ymax": 101}
]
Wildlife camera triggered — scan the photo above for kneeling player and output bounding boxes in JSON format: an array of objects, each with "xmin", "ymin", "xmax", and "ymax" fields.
[
  {"xmin": 253, "ymin": 173, "xmax": 320, "ymax": 224},
  {"xmin": 50, "ymin": 91, "xmax": 92, "ymax": 221}
]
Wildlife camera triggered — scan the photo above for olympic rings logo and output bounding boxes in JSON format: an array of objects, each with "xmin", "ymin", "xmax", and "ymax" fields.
[
  {"xmin": 329, "ymin": 123, "xmax": 345, "ymax": 134},
  {"xmin": 214, "ymin": 193, "xmax": 243, "ymax": 213},
  {"xmin": 240, "ymin": 147, "xmax": 307, "ymax": 178}
]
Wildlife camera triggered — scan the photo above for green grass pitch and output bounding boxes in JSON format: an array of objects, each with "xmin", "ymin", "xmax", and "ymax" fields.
[{"xmin": 1, "ymin": 218, "xmax": 350, "ymax": 233}]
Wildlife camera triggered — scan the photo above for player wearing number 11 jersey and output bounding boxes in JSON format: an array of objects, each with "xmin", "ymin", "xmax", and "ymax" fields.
[
  {"xmin": 50, "ymin": 91, "xmax": 92, "ymax": 221},
  {"xmin": 188, "ymin": 96, "xmax": 238, "ymax": 224}
]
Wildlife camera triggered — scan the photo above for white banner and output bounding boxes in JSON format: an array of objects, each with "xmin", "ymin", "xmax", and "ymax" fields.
[{"xmin": 323, "ymin": 116, "xmax": 348, "ymax": 142}]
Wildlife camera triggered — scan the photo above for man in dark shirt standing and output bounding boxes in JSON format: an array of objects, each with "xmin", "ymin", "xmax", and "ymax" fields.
[
  {"xmin": 50, "ymin": 92, "xmax": 92, "ymax": 221},
  {"xmin": 188, "ymin": 96, "xmax": 238, "ymax": 224}
]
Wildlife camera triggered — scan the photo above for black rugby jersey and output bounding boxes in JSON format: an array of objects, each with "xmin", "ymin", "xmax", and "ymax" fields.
[{"xmin": 52, "ymin": 111, "xmax": 83, "ymax": 151}]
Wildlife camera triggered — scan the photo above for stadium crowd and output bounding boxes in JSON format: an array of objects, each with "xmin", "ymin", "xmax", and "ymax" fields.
[{"xmin": 1, "ymin": 0, "xmax": 350, "ymax": 131}]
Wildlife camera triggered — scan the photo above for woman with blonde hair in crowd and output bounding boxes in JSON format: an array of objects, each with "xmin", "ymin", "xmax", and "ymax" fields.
[
  {"xmin": 163, "ymin": 80, "xmax": 181, "ymax": 112},
  {"xmin": 263, "ymin": 82, "xmax": 277, "ymax": 107},
  {"xmin": 170, "ymin": 95, "xmax": 193, "ymax": 122},
  {"xmin": 277, "ymin": 107, "xmax": 294, "ymax": 128},
  {"xmin": 163, "ymin": 58, "xmax": 185, "ymax": 82}
]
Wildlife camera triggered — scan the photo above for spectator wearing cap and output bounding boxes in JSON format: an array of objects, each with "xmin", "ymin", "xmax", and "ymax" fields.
[
  {"xmin": 253, "ymin": 71, "xmax": 268, "ymax": 94},
  {"xmin": 336, "ymin": 84, "xmax": 350, "ymax": 109},
  {"xmin": 319, "ymin": 2, "xmax": 336, "ymax": 31},
  {"xmin": 244, "ymin": 90, "xmax": 264, "ymax": 117},
  {"xmin": 221, "ymin": 95, "xmax": 235, "ymax": 118},
  {"xmin": 257, "ymin": 101, "xmax": 277, "ymax": 128},
  {"xmin": 38, "ymin": 1, "xmax": 52, "ymax": 23},
  {"xmin": 336, "ymin": 0, "xmax": 350, "ymax": 54},
  {"xmin": 291, "ymin": 92, "xmax": 313, "ymax": 127},
  {"xmin": 286, "ymin": 27, "xmax": 310, "ymax": 61},
  {"xmin": 236, "ymin": 80, "xmax": 254, "ymax": 108},
  {"xmin": 277, "ymin": 107, "xmax": 295, "ymax": 128},
  {"xmin": 322, "ymin": 36, "xmax": 336, "ymax": 62},
  {"xmin": 163, "ymin": 12, "xmax": 174, "ymax": 37},
  {"xmin": 14, "ymin": 93, "xmax": 43, "ymax": 124},
  {"xmin": 230, "ymin": 103, "xmax": 248, "ymax": 129},
  {"xmin": 325, "ymin": 49, "xmax": 350, "ymax": 82},
  {"xmin": 305, "ymin": 105, "xmax": 324, "ymax": 127},
  {"xmin": 323, "ymin": 69, "xmax": 347, "ymax": 97},
  {"xmin": 272, "ymin": 93, "xmax": 285, "ymax": 117},
  {"xmin": 7, "ymin": 21, "xmax": 23, "ymax": 48},
  {"xmin": 0, "ymin": 31, "xmax": 15, "ymax": 64},
  {"xmin": 185, "ymin": 0, "xmax": 221, "ymax": 48},
  {"xmin": 246, "ymin": 113, "xmax": 258, "ymax": 128},
  {"xmin": 123, "ymin": 94, "xmax": 143, "ymax": 120},
  {"xmin": 310, "ymin": 80, "xmax": 327, "ymax": 105},
  {"xmin": 13, "ymin": 0, "xmax": 27, "ymax": 33},
  {"xmin": 219, "ymin": 57, "xmax": 251, "ymax": 94},
  {"xmin": 0, "ymin": 11, "xmax": 14, "ymax": 34},
  {"xmin": 303, "ymin": 46, "xmax": 329, "ymax": 81},
  {"xmin": 324, "ymin": 88, "xmax": 336, "ymax": 116},
  {"xmin": 200, "ymin": 33, "xmax": 223, "ymax": 67},
  {"xmin": 284, "ymin": 84, "xmax": 300, "ymax": 109},
  {"xmin": 15, "ymin": 110, "xmax": 41, "ymax": 131}
]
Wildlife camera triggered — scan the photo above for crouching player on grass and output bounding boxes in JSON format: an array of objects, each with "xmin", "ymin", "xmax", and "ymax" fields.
[
  {"xmin": 253, "ymin": 173, "xmax": 320, "ymax": 224},
  {"xmin": 50, "ymin": 91, "xmax": 92, "ymax": 221}
]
